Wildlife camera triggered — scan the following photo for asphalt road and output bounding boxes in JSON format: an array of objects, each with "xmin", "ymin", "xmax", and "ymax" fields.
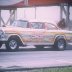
[{"xmin": 0, "ymin": 44, "xmax": 72, "ymax": 69}]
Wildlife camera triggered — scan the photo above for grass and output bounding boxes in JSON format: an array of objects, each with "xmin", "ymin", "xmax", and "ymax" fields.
[
  {"xmin": 1, "ymin": 66, "xmax": 72, "ymax": 72},
  {"xmin": 28, "ymin": 67, "xmax": 72, "ymax": 72}
]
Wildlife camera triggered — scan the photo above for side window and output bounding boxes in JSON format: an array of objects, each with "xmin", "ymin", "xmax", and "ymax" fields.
[
  {"xmin": 30, "ymin": 22, "xmax": 43, "ymax": 29},
  {"xmin": 31, "ymin": 23, "xmax": 39, "ymax": 29},
  {"xmin": 11, "ymin": 20, "xmax": 28, "ymax": 28},
  {"xmin": 46, "ymin": 23, "xmax": 57, "ymax": 30},
  {"xmin": 20, "ymin": 21, "xmax": 28, "ymax": 28}
]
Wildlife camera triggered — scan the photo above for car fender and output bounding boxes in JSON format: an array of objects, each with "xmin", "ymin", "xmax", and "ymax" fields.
[
  {"xmin": 54, "ymin": 35, "xmax": 66, "ymax": 42},
  {"xmin": 6, "ymin": 33, "xmax": 24, "ymax": 45}
]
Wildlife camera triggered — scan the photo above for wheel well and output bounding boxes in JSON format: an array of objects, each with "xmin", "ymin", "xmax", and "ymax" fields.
[
  {"xmin": 55, "ymin": 35, "xmax": 66, "ymax": 43},
  {"xmin": 8, "ymin": 35, "xmax": 23, "ymax": 46},
  {"xmin": 54, "ymin": 35, "xmax": 66, "ymax": 43},
  {"xmin": 55, "ymin": 35, "xmax": 66, "ymax": 40}
]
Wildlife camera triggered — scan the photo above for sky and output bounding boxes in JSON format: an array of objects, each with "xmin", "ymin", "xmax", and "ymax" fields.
[
  {"xmin": 17, "ymin": 6, "xmax": 60, "ymax": 24},
  {"xmin": 1, "ymin": 6, "xmax": 72, "ymax": 25}
]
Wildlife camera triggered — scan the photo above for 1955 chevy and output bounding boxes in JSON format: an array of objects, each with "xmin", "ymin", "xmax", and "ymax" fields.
[{"xmin": 0, "ymin": 20, "xmax": 72, "ymax": 51}]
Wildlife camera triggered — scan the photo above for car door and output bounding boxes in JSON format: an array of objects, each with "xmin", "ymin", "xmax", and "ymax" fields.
[
  {"xmin": 29, "ymin": 22, "xmax": 45, "ymax": 43},
  {"xmin": 43, "ymin": 23, "xmax": 58, "ymax": 44}
]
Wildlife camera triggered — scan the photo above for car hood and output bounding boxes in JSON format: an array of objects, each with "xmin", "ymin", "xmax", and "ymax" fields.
[
  {"xmin": 0, "ymin": 26, "xmax": 31, "ymax": 34},
  {"xmin": 0, "ymin": 26, "xmax": 46, "ymax": 34}
]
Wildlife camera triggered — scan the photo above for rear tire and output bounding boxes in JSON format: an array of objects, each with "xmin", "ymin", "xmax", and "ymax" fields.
[
  {"xmin": 6, "ymin": 37, "xmax": 19, "ymax": 51},
  {"xmin": 54, "ymin": 38, "xmax": 66, "ymax": 51}
]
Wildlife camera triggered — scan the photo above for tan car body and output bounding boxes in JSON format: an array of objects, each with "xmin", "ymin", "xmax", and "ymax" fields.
[
  {"xmin": 0, "ymin": 20, "xmax": 72, "ymax": 51},
  {"xmin": 0, "ymin": 26, "xmax": 72, "ymax": 46}
]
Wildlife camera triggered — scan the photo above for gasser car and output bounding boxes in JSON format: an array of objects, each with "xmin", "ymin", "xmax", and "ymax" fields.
[{"xmin": 0, "ymin": 20, "xmax": 72, "ymax": 51}]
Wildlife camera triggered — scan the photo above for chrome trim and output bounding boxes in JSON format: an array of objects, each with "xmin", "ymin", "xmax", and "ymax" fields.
[{"xmin": 23, "ymin": 42, "xmax": 54, "ymax": 46}]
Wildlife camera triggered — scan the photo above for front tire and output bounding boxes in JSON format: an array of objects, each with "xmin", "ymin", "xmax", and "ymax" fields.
[
  {"xmin": 6, "ymin": 37, "xmax": 19, "ymax": 51},
  {"xmin": 54, "ymin": 38, "xmax": 66, "ymax": 51}
]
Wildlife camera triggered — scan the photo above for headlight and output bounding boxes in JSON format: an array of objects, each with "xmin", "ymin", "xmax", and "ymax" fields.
[
  {"xmin": 0, "ymin": 30, "xmax": 3, "ymax": 35},
  {"xmin": 0, "ymin": 30, "xmax": 5, "ymax": 39}
]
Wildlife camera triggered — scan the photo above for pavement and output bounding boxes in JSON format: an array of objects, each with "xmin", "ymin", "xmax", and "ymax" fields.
[{"xmin": 0, "ymin": 44, "xmax": 72, "ymax": 69}]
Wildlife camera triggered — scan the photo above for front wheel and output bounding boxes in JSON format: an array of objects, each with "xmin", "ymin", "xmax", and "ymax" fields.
[
  {"xmin": 6, "ymin": 38, "xmax": 19, "ymax": 51},
  {"xmin": 54, "ymin": 38, "xmax": 66, "ymax": 51}
]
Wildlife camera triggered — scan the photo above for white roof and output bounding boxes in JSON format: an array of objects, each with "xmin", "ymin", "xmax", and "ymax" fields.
[{"xmin": 0, "ymin": 0, "xmax": 23, "ymax": 6}]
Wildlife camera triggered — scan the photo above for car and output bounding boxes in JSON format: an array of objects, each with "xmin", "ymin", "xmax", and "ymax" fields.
[{"xmin": 0, "ymin": 20, "xmax": 72, "ymax": 51}]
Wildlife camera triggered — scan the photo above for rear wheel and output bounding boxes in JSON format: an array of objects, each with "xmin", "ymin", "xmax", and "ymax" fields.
[
  {"xmin": 54, "ymin": 38, "xmax": 66, "ymax": 51},
  {"xmin": 6, "ymin": 37, "xmax": 19, "ymax": 51}
]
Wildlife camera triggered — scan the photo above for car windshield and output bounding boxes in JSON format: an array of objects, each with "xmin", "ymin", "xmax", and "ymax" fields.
[
  {"xmin": 30, "ymin": 22, "xmax": 44, "ymax": 29},
  {"xmin": 11, "ymin": 20, "xmax": 28, "ymax": 28}
]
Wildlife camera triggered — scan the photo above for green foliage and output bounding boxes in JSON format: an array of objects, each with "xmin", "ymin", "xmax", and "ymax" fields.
[
  {"xmin": 27, "ymin": 67, "xmax": 72, "ymax": 72},
  {"xmin": 4, "ymin": 66, "xmax": 72, "ymax": 72}
]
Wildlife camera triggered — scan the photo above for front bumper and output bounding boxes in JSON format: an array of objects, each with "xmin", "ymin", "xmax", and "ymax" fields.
[{"xmin": 0, "ymin": 33, "xmax": 8, "ymax": 42}]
